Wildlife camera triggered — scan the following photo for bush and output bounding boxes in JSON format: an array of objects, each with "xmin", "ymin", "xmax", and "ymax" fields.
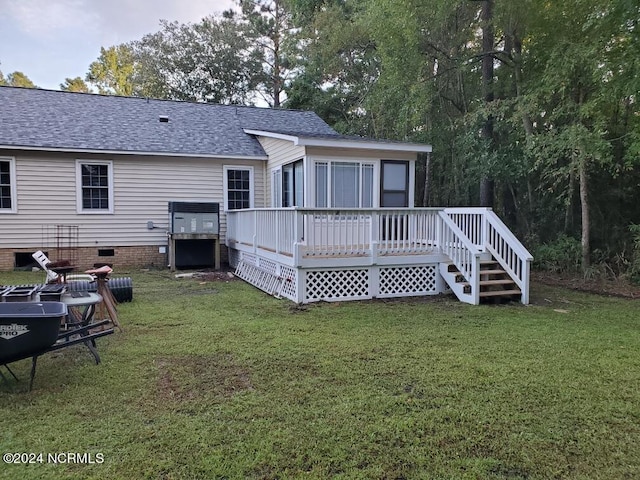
[
  {"xmin": 533, "ymin": 234, "xmax": 582, "ymax": 273},
  {"xmin": 629, "ymin": 224, "xmax": 640, "ymax": 284}
]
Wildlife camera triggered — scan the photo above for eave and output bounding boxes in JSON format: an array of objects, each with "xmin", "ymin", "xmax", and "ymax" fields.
[
  {"xmin": 0, "ymin": 144, "xmax": 269, "ymax": 161},
  {"xmin": 243, "ymin": 129, "xmax": 433, "ymax": 153}
]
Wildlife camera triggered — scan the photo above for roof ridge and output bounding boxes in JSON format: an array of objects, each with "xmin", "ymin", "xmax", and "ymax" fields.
[{"xmin": 0, "ymin": 85, "xmax": 317, "ymax": 114}]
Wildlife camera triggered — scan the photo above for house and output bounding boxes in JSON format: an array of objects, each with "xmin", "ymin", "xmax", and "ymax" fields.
[{"xmin": 0, "ymin": 86, "xmax": 532, "ymax": 305}]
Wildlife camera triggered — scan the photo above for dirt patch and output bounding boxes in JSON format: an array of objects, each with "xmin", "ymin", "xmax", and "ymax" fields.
[
  {"xmin": 532, "ymin": 271, "xmax": 640, "ymax": 299},
  {"xmin": 196, "ymin": 270, "xmax": 239, "ymax": 282},
  {"xmin": 174, "ymin": 269, "xmax": 239, "ymax": 283},
  {"xmin": 155, "ymin": 354, "xmax": 253, "ymax": 402}
]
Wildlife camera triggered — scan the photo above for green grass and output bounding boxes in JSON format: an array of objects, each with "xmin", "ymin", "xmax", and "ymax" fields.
[{"xmin": 1, "ymin": 269, "xmax": 639, "ymax": 479}]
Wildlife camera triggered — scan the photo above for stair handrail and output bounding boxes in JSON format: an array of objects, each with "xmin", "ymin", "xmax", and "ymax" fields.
[
  {"xmin": 483, "ymin": 209, "xmax": 533, "ymax": 304},
  {"xmin": 438, "ymin": 211, "xmax": 481, "ymax": 304}
]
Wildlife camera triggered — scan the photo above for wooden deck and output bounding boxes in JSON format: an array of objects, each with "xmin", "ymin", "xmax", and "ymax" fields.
[{"xmin": 226, "ymin": 207, "xmax": 532, "ymax": 305}]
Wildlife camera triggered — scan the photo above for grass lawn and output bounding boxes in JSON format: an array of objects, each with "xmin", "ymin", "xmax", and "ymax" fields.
[{"xmin": 1, "ymin": 269, "xmax": 639, "ymax": 479}]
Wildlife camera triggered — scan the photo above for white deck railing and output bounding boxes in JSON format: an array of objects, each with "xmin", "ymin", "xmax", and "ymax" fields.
[
  {"xmin": 438, "ymin": 211, "xmax": 481, "ymax": 304},
  {"xmin": 226, "ymin": 208, "xmax": 443, "ymax": 262},
  {"xmin": 226, "ymin": 208, "xmax": 300, "ymax": 257}
]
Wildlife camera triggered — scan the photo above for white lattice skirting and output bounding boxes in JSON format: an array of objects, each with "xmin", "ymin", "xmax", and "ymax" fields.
[
  {"xmin": 233, "ymin": 253, "xmax": 299, "ymax": 302},
  {"xmin": 304, "ymin": 265, "xmax": 440, "ymax": 302},
  {"xmin": 232, "ymin": 249, "xmax": 444, "ymax": 304}
]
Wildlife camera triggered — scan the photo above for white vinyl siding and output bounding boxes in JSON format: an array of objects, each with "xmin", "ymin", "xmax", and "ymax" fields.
[
  {"xmin": 0, "ymin": 156, "xmax": 17, "ymax": 213},
  {"xmin": 0, "ymin": 153, "xmax": 264, "ymax": 249}
]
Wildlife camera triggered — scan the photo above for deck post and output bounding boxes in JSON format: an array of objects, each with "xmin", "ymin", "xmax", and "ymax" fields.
[
  {"xmin": 275, "ymin": 210, "xmax": 280, "ymax": 255},
  {"xmin": 481, "ymin": 208, "xmax": 490, "ymax": 253},
  {"xmin": 522, "ymin": 258, "xmax": 531, "ymax": 304},
  {"xmin": 293, "ymin": 210, "xmax": 304, "ymax": 268},
  {"xmin": 370, "ymin": 210, "xmax": 379, "ymax": 263},
  {"xmin": 472, "ymin": 253, "xmax": 481, "ymax": 305},
  {"xmin": 252, "ymin": 210, "xmax": 258, "ymax": 254},
  {"xmin": 369, "ymin": 266, "xmax": 380, "ymax": 298},
  {"xmin": 295, "ymin": 269, "xmax": 305, "ymax": 303}
]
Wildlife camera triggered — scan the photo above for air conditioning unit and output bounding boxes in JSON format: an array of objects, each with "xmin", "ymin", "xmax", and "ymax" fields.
[
  {"xmin": 168, "ymin": 202, "xmax": 220, "ymax": 269},
  {"xmin": 168, "ymin": 201, "xmax": 219, "ymax": 235}
]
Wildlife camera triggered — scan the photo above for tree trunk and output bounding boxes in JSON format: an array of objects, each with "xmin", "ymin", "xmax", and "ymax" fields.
[
  {"xmin": 423, "ymin": 152, "xmax": 432, "ymax": 207},
  {"xmin": 479, "ymin": 0, "xmax": 495, "ymax": 207},
  {"xmin": 579, "ymin": 156, "xmax": 590, "ymax": 270},
  {"xmin": 564, "ymin": 167, "xmax": 575, "ymax": 233}
]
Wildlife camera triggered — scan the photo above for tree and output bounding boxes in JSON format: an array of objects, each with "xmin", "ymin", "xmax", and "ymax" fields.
[
  {"xmin": 477, "ymin": 0, "xmax": 496, "ymax": 207},
  {"xmin": 86, "ymin": 45, "xmax": 137, "ymax": 96},
  {"xmin": 231, "ymin": 0, "xmax": 296, "ymax": 107},
  {"xmin": 1, "ymin": 71, "xmax": 37, "ymax": 88},
  {"xmin": 133, "ymin": 15, "xmax": 263, "ymax": 104},
  {"xmin": 284, "ymin": 1, "xmax": 381, "ymax": 134},
  {"xmin": 60, "ymin": 77, "xmax": 90, "ymax": 93}
]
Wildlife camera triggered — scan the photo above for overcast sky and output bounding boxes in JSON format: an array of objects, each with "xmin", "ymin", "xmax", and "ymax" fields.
[{"xmin": 0, "ymin": 0, "xmax": 236, "ymax": 90}]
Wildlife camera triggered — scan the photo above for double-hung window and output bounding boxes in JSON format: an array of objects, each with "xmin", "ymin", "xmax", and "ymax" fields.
[
  {"xmin": 0, "ymin": 157, "xmax": 16, "ymax": 213},
  {"xmin": 315, "ymin": 161, "xmax": 374, "ymax": 208},
  {"xmin": 224, "ymin": 166, "xmax": 254, "ymax": 210},
  {"xmin": 76, "ymin": 160, "xmax": 113, "ymax": 213}
]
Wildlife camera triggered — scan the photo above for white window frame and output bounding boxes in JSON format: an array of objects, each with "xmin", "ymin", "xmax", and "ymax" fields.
[
  {"xmin": 223, "ymin": 165, "xmax": 254, "ymax": 211},
  {"xmin": 0, "ymin": 156, "xmax": 17, "ymax": 214},
  {"xmin": 273, "ymin": 159, "xmax": 304, "ymax": 208},
  {"xmin": 75, "ymin": 160, "xmax": 114, "ymax": 214},
  {"xmin": 271, "ymin": 168, "xmax": 282, "ymax": 208},
  {"xmin": 312, "ymin": 158, "xmax": 377, "ymax": 209}
]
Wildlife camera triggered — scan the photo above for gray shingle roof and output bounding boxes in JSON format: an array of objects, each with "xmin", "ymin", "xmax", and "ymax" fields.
[{"xmin": 0, "ymin": 87, "xmax": 339, "ymax": 158}]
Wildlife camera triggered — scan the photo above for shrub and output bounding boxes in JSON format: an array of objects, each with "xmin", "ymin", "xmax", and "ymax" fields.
[
  {"xmin": 533, "ymin": 234, "xmax": 582, "ymax": 273},
  {"xmin": 629, "ymin": 224, "xmax": 640, "ymax": 284}
]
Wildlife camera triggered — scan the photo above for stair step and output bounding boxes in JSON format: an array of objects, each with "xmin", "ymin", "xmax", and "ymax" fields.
[
  {"xmin": 479, "ymin": 260, "xmax": 499, "ymax": 266},
  {"xmin": 479, "ymin": 289, "xmax": 521, "ymax": 298},
  {"xmin": 480, "ymin": 279, "xmax": 515, "ymax": 286},
  {"xmin": 460, "ymin": 279, "xmax": 516, "ymax": 287},
  {"xmin": 479, "ymin": 269, "xmax": 507, "ymax": 275}
]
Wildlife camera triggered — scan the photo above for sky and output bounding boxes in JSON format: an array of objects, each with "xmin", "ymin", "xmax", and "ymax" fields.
[{"xmin": 0, "ymin": 0, "xmax": 236, "ymax": 90}]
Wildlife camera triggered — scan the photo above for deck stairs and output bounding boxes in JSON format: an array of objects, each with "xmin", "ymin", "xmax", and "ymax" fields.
[
  {"xmin": 439, "ymin": 257, "xmax": 522, "ymax": 304},
  {"xmin": 437, "ymin": 209, "xmax": 532, "ymax": 305}
]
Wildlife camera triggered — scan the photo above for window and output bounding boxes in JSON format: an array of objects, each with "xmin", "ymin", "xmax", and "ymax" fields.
[
  {"xmin": 381, "ymin": 160, "xmax": 408, "ymax": 207},
  {"xmin": 224, "ymin": 166, "xmax": 253, "ymax": 210},
  {"xmin": 272, "ymin": 160, "xmax": 304, "ymax": 207},
  {"xmin": 271, "ymin": 169, "xmax": 282, "ymax": 207},
  {"xmin": 315, "ymin": 161, "xmax": 374, "ymax": 208},
  {"xmin": 283, "ymin": 160, "xmax": 303, "ymax": 207},
  {"xmin": 76, "ymin": 161, "xmax": 113, "ymax": 213},
  {"xmin": 315, "ymin": 163, "xmax": 328, "ymax": 208},
  {"xmin": 0, "ymin": 157, "xmax": 16, "ymax": 213}
]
